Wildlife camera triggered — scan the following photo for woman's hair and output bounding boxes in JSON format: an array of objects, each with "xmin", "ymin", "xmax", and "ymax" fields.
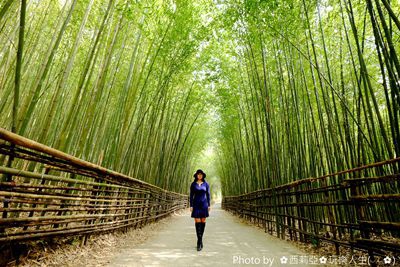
[{"xmin": 193, "ymin": 169, "xmax": 206, "ymax": 181}]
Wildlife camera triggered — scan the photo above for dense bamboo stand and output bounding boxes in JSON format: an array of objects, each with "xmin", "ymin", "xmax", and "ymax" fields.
[
  {"xmin": 0, "ymin": 128, "xmax": 188, "ymax": 258},
  {"xmin": 223, "ymin": 158, "xmax": 400, "ymax": 261}
]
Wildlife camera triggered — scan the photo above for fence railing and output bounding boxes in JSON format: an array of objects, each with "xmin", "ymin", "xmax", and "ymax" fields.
[
  {"xmin": 222, "ymin": 158, "xmax": 400, "ymax": 263},
  {"xmin": 0, "ymin": 128, "xmax": 188, "ymax": 246}
]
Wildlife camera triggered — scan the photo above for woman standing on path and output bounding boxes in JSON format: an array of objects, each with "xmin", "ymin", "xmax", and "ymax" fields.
[{"xmin": 190, "ymin": 169, "xmax": 211, "ymax": 251}]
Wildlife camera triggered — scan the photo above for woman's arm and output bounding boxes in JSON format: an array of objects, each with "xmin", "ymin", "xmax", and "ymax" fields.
[
  {"xmin": 190, "ymin": 183, "xmax": 194, "ymax": 207},
  {"xmin": 206, "ymin": 182, "xmax": 211, "ymax": 207}
]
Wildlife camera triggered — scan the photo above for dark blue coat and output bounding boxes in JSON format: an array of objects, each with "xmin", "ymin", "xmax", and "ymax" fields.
[{"xmin": 190, "ymin": 180, "xmax": 210, "ymax": 218}]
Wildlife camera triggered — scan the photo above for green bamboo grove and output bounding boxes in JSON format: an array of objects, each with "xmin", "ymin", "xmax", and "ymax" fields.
[
  {"xmin": 1, "ymin": 0, "xmax": 399, "ymax": 199},
  {"xmin": 0, "ymin": 0, "xmax": 215, "ymax": 194},
  {"xmin": 212, "ymin": 0, "xmax": 400, "ymax": 196}
]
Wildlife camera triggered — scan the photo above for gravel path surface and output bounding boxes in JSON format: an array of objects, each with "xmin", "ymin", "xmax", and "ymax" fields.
[{"xmin": 107, "ymin": 202, "xmax": 315, "ymax": 267}]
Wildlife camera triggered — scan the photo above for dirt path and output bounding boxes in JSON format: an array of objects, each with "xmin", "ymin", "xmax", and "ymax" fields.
[{"xmin": 107, "ymin": 202, "xmax": 318, "ymax": 267}]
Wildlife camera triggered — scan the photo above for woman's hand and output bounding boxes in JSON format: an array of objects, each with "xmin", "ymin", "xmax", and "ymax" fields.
[
  {"xmin": 208, "ymin": 207, "xmax": 210, "ymax": 212},
  {"xmin": 190, "ymin": 207, "xmax": 193, "ymax": 212}
]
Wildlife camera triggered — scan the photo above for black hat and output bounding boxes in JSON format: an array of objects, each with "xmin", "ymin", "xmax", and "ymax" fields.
[{"xmin": 193, "ymin": 169, "xmax": 206, "ymax": 179}]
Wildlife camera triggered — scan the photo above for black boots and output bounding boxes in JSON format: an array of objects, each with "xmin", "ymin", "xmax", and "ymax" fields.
[
  {"xmin": 195, "ymin": 222, "xmax": 202, "ymax": 251},
  {"xmin": 199, "ymin": 222, "xmax": 205, "ymax": 249},
  {"xmin": 195, "ymin": 222, "xmax": 206, "ymax": 251}
]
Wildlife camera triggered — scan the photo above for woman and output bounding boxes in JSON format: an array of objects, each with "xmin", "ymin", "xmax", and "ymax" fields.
[{"xmin": 189, "ymin": 169, "xmax": 211, "ymax": 251}]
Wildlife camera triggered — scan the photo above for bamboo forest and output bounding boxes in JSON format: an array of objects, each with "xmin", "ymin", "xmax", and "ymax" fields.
[{"xmin": 0, "ymin": 0, "xmax": 399, "ymax": 266}]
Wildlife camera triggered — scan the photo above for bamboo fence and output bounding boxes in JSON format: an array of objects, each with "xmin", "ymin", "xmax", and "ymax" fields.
[
  {"xmin": 222, "ymin": 157, "xmax": 400, "ymax": 262},
  {"xmin": 0, "ymin": 128, "xmax": 188, "ymax": 245}
]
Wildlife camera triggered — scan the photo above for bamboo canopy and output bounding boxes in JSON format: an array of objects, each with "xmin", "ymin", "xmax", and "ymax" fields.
[{"xmin": 0, "ymin": 0, "xmax": 400, "ymax": 264}]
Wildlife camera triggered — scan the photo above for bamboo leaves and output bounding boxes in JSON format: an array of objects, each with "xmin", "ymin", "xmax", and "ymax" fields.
[
  {"xmin": 1, "ymin": 0, "xmax": 398, "ymax": 198},
  {"xmin": 0, "ymin": 0, "xmax": 213, "ymax": 194},
  {"xmin": 216, "ymin": 0, "xmax": 400, "ymax": 196}
]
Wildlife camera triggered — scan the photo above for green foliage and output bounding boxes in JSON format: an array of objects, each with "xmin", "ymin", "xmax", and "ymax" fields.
[
  {"xmin": 1, "ymin": 0, "xmax": 399, "ymax": 198},
  {"xmin": 0, "ymin": 0, "xmax": 216, "ymax": 194},
  {"xmin": 214, "ymin": 0, "xmax": 400, "ymax": 196}
]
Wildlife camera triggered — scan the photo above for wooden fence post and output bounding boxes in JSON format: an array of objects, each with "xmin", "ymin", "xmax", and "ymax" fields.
[{"xmin": 349, "ymin": 178, "xmax": 376, "ymax": 267}]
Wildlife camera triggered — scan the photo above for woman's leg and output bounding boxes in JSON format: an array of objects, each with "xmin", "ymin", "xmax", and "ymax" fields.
[
  {"xmin": 199, "ymin": 218, "xmax": 206, "ymax": 248},
  {"xmin": 194, "ymin": 218, "xmax": 202, "ymax": 250}
]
